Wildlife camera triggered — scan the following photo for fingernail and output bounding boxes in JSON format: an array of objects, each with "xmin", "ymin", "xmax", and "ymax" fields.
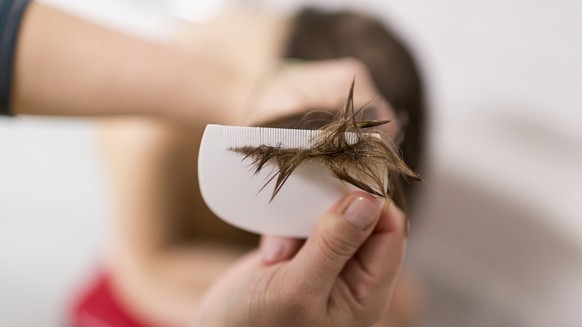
[
  {"xmin": 343, "ymin": 197, "xmax": 382, "ymax": 230},
  {"xmin": 261, "ymin": 240, "xmax": 283, "ymax": 263}
]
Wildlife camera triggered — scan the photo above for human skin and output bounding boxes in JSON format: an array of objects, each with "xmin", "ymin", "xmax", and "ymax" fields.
[
  {"xmin": 195, "ymin": 193, "xmax": 407, "ymax": 327},
  {"xmin": 12, "ymin": 3, "xmax": 234, "ymax": 124},
  {"xmin": 12, "ymin": 3, "xmax": 388, "ymax": 127},
  {"xmin": 83, "ymin": 6, "xmax": 403, "ymax": 326},
  {"xmin": 7, "ymin": 2, "xmax": 410, "ymax": 326},
  {"xmin": 97, "ymin": 65, "xmax": 400, "ymax": 326}
]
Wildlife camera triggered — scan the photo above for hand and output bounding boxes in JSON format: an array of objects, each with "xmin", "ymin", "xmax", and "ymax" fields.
[
  {"xmin": 194, "ymin": 192, "xmax": 407, "ymax": 327},
  {"xmin": 176, "ymin": 11, "xmax": 398, "ymax": 133},
  {"xmin": 228, "ymin": 58, "xmax": 399, "ymax": 140}
]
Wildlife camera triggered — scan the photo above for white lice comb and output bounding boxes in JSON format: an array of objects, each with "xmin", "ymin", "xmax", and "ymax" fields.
[{"xmin": 198, "ymin": 124, "xmax": 363, "ymax": 237}]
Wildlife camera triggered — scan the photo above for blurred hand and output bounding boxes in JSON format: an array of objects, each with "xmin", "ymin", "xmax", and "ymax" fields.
[
  {"xmin": 194, "ymin": 192, "xmax": 407, "ymax": 327},
  {"xmin": 229, "ymin": 58, "xmax": 399, "ymax": 139},
  {"xmin": 176, "ymin": 12, "xmax": 397, "ymax": 132}
]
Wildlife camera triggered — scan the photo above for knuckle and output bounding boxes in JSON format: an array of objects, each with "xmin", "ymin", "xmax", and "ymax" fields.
[
  {"xmin": 318, "ymin": 228, "xmax": 358, "ymax": 264},
  {"xmin": 352, "ymin": 277, "xmax": 379, "ymax": 304}
]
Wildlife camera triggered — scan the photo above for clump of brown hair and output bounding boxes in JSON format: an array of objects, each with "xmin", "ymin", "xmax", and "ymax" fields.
[
  {"xmin": 284, "ymin": 8, "xmax": 427, "ymax": 205},
  {"xmin": 231, "ymin": 80, "xmax": 421, "ymax": 202}
]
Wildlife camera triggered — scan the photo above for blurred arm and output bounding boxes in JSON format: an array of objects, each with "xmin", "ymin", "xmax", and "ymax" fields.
[{"xmin": 11, "ymin": 2, "xmax": 243, "ymax": 123}]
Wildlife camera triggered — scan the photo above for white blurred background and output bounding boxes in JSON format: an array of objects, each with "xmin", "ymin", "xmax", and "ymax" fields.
[{"xmin": 1, "ymin": 0, "xmax": 581, "ymax": 326}]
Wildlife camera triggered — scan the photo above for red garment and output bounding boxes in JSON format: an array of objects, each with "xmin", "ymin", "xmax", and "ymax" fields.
[{"xmin": 71, "ymin": 272, "xmax": 150, "ymax": 327}]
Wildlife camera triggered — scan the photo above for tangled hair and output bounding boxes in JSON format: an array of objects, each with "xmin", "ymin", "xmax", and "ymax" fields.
[{"xmin": 232, "ymin": 80, "xmax": 421, "ymax": 203}]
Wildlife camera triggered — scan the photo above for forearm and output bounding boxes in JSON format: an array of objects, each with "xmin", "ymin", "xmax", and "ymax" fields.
[{"xmin": 11, "ymin": 2, "xmax": 237, "ymax": 123}]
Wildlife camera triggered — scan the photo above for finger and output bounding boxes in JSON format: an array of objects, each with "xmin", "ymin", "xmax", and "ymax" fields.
[
  {"xmin": 287, "ymin": 192, "xmax": 384, "ymax": 295},
  {"xmin": 260, "ymin": 235, "xmax": 304, "ymax": 265},
  {"xmin": 247, "ymin": 57, "xmax": 381, "ymax": 125},
  {"xmin": 290, "ymin": 57, "xmax": 381, "ymax": 111},
  {"xmin": 336, "ymin": 201, "xmax": 407, "ymax": 314}
]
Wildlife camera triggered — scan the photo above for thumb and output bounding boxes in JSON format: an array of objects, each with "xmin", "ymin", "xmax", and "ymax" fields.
[{"xmin": 288, "ymin": 192, "xmax": 384, "ymax": 294}]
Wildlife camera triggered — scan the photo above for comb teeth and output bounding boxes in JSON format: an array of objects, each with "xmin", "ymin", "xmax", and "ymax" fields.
[{"xmin": 220, "ymin": 125, "xmax": 359, "ymax": 149}]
